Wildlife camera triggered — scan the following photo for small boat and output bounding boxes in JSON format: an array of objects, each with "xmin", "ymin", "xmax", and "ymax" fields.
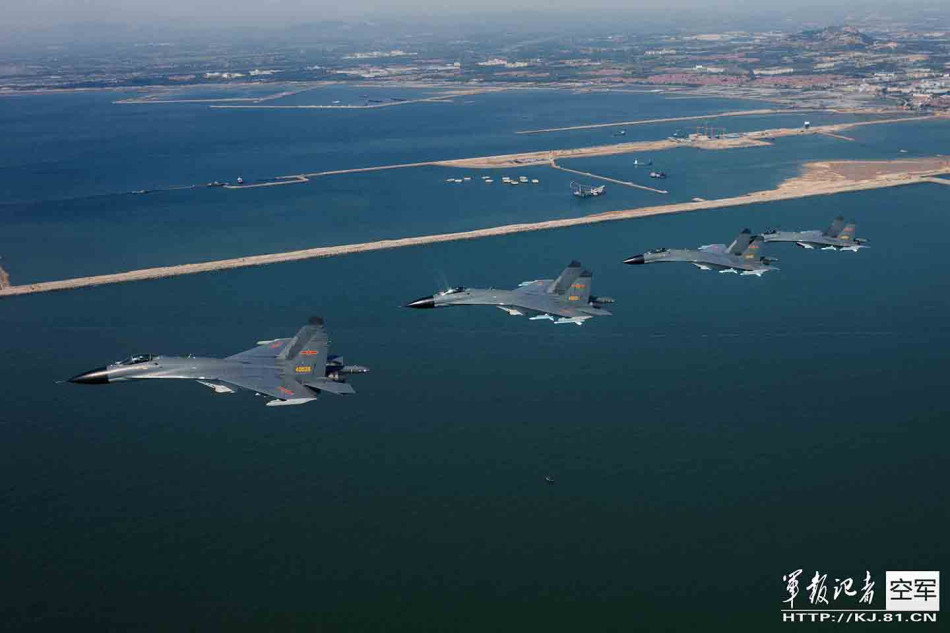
[
  {"xmin": 207, "ymin": 181, "xmax": 225, "ymax": 188},
  {"xmin": 485, "ymin": 179, "xmax": 494, "ymax": 183},
  {"xmin": 454, "ymin": 179, "xmax": 463, "ymax": 183},
  {"xmin": 531, "ymin": 179, "xmax": 539, "ymax": 184},
  {"xmin": 544, "ymin": 475, "xmax": 556, "ymax": 485},
  {"xmin": 649, "ymin": 171, "xmax": 666, "ymax": 179},
  {"xmin": 519, "ymin": 176, "xmax": 528, "ymax": 182},
  {"xmin": 633, "ymin": 158, "xmax": 653, "ymax": 167},
  {"xmin": 463, "ymin": 177, "xmax": 471, "ymax": 181},
  {"xmin": 236, "ymin": 177, "xmax": 245, "ymax": 185},
  {"xmin": 445, "ymin": 178, "xmax": 455, "ymax": 182}
]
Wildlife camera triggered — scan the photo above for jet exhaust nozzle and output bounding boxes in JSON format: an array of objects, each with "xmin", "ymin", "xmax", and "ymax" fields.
[
  {"xmin": 623, "ymin": 254, "xmax": 645, "ymax": 265},
  {"xmin": 406, "ymin": 296, "xmax": 436, "ymax": 309},
  {"xmin": 68, "ymin": 366, "xmax": 110, "ymax": 385}
]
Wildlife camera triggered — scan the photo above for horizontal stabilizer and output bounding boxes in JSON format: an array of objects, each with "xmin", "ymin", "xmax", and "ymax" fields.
[{"xmin": 307, "ymin": 379, "xmax": 356, "ymax": 395}]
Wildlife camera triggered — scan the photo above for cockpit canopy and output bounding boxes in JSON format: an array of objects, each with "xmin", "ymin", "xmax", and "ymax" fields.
[
  {"xmin": 647, "ymin": 247, "xmax": 669, "ymax": 254},
  {"xmin": 438, "ymin": 286, "xmax": 466, "ymax": 296},
  {"xmin": 116, "ymin": 354, "xmax": 156, "ymax": 366}
]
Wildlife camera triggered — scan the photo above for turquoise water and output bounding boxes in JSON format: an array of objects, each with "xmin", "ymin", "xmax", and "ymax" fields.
[{"xmin": 1, "ymin": 88, "xmax": 949, "ymax": 631}]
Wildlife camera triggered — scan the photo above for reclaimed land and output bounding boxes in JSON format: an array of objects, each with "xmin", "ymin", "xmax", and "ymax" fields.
[
  {"xmin": 196, "ymin": 115, "xmax": 944, "ymax": 189},
  {"xmin": 2, "ymin": 158, "xmax": 947, "ymax": 298}
]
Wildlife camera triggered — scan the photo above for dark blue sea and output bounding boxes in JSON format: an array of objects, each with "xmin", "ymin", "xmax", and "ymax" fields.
[{"xmin": 1, "ymin": 86, "xmax": 948, "ymax": 631}]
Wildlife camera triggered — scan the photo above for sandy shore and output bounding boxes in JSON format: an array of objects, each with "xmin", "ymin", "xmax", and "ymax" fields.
[
  {"xmin": 3, "ymin": 158, "xmax": 947, "ymax": 298},
  {"xmin": 784, "ymin": 158, "xmax": 949, "ymax": 185}
]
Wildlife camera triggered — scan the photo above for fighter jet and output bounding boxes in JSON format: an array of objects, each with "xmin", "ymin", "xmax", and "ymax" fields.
[
  {"xmin": 761, "ymin": 215, "xmax": 868, "ymax": 251},
  {"xmin": 623, "ymin": 229, "xmax": 776, "ymax": 276},
  {"xmin": 68, "ymin": 317, "xmax": 368, "ymax": 406},
  {"xmin": 405, "ymin": 260, "xmax": 613, "ymax": 326}
]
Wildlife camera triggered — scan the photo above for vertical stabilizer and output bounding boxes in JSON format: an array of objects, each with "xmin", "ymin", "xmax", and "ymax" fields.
[
  {"xmin": 824, "ymin": 215, "xmax": 846, "ymax": 237},
  {"xmin": 838, "ymin": 222, "xmax": 856, "ymax": 242},
  {"xmin": 566, "ymin": 270, "xmax": 593, "ymax": 304},
  {"xmin": 548, "ymin": 261, "xmax": 584, "ymax": 295},
  {"xmin": 728, "ymin": 229, "xmax": 756, "ymax": 256}
]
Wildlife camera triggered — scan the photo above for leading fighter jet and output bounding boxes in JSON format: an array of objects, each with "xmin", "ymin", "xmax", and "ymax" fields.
[
  {"xmin": 623, "ymin": 229, "xmax": 776, "ymax": 276},
  {"xmin": 68, "ymin": 317, "xmax": 368, "ymax": 406},
  {"xmin": 761, "ymin": 215, "xmax": 868, "ymax": 251},
  {"xmin": 405, "ymin": 260, "xmax": 613, "ymax": 325}
]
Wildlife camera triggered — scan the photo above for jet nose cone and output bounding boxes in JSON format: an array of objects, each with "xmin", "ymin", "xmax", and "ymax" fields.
[
  {"xmin": 405, "ymin": 296, "xmax": 436, "ymax": 309},
  {"xmin": 68, "ymin": 366, "xmax": 110, "ymax": 385},
  {"xmin": 623, "ymin": 254, "xmax": 645, "ymax": 265}
]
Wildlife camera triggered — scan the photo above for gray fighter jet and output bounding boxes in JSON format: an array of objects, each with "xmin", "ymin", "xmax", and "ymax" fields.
[
  {"xmin": 623, "ymin": 229, "xmax": 776, "ymax": 276},
  {"xmin": 68, "ymin": 317, "xmax": 368, "ymax": 406},
  {"xmin": 405, "ymin": 260, "xmax": 613, "ymax": 325},
  {"xmin": 761, "ymin": 215, "xmax": 868, "ymax": 251}
]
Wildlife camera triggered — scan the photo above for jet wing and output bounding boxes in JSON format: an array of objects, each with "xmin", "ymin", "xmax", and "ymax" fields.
[
  {"xmin": 225, "ymin": 338, "xmax": 293, "ymax": 361},
  {"xmin": 697, "ymin": 244, "xmax": 728, "ymax": 255},
  {"xmin": 509, "ymin": 295, "xmax": 588, "ymax": 319},
  {"xmin": 221, "ymin": 372, "xmax": 317, "ymax": 403},
  {"xmin": 512, "ymin": 279, "xmax": 552, "ymax": 295}
]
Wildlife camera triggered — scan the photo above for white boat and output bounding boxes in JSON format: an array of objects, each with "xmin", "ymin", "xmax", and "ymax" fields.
[
  {"xmin": 531, "ymin": 179, "xmax": 539, "ymax": 184},
  {"xmin": 485, "ymin": 179, "xmax": 494, "ymax": 183}
]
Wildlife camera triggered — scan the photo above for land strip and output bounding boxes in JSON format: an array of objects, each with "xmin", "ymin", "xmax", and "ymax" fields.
[
  {"xmin": 516, "ymin": 108, "xmax": 822, "ymax": 134},
  {"xmin": 433, "ymin": 135, "xmax": 770, "ymax": 170},
  {"xmin": 549, "ymin": 161, "xmax": 669, "ymax": 194},
  {"xmin": 210, "ymin": 87, "xmax": 507, "ymax": 110},
  {"xmin": 817, "ymin": 131, "xmax": 856, "ymax": 141},
  {"xmin": 115, "ymin": 85, "xmax": 323, "ymax": 105},
  {"xmin": 3, "ymin": 158, "xmax": 946, "ymax": 298},
  {"xmin": 223, "ymin": 175, "xmax": 310, "ymax": 189}
]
